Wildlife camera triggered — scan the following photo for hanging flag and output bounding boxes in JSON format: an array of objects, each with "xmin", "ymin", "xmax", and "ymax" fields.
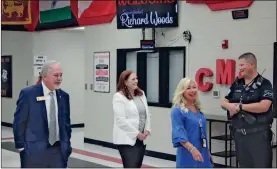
[
  {"xmin": 77, "ymin": 0, "xmax": 93, "ymax": 18},
  {"xmin": 186, "ymin": 0, "xmax": 206, "ymax": 4},
  {"xmin": 1, "ymin": 0, "xmax": 32, "ymax": 25},
  {"xmin": 24, "ymin": 0, "xmax": 39, "ymax": 31},
  {"xmin": 71, "ymin": 0, "xmax": 116, "ymax": 26},
  {"xmin": 206, "ymin": 0, "xmax": 254, "ymax": 11},
  {"xmin": 186, "ymin": 0, "xmax": 254, "ymax": 11},
  {"xmin": 39, "ymin": 0, "xmax": 71, "ymax": 23}
]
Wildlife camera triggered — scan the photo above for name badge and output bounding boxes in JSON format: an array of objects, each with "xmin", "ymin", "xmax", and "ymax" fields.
[
  {"xmin": 36, "ymin": 96, "xmax": 46, "ymax": 101},
  {"xmin": 202, "ymin": 139, "xmax": 207, "ymax": 148}
]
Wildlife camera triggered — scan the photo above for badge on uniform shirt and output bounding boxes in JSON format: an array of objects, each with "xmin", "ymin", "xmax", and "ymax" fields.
[{"xmin": 36, "ymin": 96, "xmax": 46, "ymax": 101}]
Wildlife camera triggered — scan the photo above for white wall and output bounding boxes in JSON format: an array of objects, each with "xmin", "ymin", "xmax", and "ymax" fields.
[
  {"xmin": 83, "ymin": 1, "xmax": 276, "ymax": 166},
  {"xmin": 1, "ymin": 31, "xmax": 33, "ymax": 123},
  {"xmin": 1, "ymin": 30, "xmax": 85, "ymax": 125},
  {"xmin": 32, "ymin": 30, "xmax": 85, "ymax": 125}
]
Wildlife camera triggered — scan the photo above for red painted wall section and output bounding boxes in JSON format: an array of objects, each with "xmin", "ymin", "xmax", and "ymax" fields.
[
  {"xmin": 216, "ymin": 59, "xmax": 236, "ymax": 85},
  {"xmin": 195, "ymin": 68, "xmax": 214, "ymax": 92}
]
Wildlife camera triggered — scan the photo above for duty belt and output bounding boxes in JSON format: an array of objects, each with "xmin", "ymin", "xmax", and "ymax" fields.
[{"xmin": 232, "ymin": 124, "xmax": 271, "ymax": 135}]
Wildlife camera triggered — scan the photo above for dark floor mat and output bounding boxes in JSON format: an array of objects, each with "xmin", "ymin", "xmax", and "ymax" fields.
[{"xmin": 1, "ymin": 141, "xmax": 110, "ymax": 168}]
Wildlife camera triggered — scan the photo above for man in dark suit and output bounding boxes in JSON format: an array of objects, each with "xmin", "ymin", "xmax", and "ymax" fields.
[{"xmin": 13, "ymin": 60, "xmax": 72, "ymax": 168}]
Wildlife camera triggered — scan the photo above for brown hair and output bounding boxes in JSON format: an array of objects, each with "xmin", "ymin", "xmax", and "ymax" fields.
[{"xmin": 116, "ymin": 70, "xmax": 143, "ymax": 100}]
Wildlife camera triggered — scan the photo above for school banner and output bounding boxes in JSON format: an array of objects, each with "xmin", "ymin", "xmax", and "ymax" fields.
[
  {"xmin": 1, "ymin": 0, "xmax": 32, "ymax": 25},
  {"xmin": 1, "ymin": 55, "xmax": 13, "ymax": 98}
]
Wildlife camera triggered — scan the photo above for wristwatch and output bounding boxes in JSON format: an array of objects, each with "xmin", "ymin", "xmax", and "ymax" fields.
[{"xmin": 239, "ymin": 103, "xmax": 242, "ymax": 111}]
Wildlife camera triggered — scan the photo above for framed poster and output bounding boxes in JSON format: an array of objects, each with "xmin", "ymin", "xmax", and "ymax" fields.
[
  {"xmin": 1, "ymin": 55, "xmax": 12, "ymax": 98},
  {"xmin": 93, "ymin": 52, "xmax": 110, "ymax": 93}
]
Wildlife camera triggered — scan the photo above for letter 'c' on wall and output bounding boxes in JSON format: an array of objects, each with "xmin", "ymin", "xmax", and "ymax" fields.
[{"xmin": 195, "ymin": 68, "xmax": 213, "ymax": 92}]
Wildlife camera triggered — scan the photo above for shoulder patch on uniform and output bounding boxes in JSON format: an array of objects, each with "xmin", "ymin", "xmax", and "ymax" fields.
[{"xmin": 263, "ymin": 90, "xmax": 273, "ymax": 98}]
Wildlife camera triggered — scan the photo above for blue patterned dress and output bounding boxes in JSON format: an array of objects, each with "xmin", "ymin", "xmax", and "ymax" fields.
[{"xmin": 171, "ymin": 106, "xmax": 213, "ymax": 168}]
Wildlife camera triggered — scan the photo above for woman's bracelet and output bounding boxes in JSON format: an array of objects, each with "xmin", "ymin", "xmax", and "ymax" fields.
[{"xmin": 190, "ymin": 146, "xmax": 196, "ymax": 153}]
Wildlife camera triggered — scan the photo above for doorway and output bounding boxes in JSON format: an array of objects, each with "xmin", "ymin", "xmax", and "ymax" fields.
[{"xmin": 116, "ymin": 46, "xmax": 186, "ymax": 108}]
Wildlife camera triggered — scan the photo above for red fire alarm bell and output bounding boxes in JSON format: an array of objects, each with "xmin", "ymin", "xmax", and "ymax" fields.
[{"xmin": 222, "ymin": 40, "xmax": 228, "ymax": 49}]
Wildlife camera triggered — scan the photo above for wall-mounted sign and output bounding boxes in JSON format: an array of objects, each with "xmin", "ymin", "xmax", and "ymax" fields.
[
  {"xmin": 1, "ymin": 55, "xmax": 12, "ymax": 98},
  {"xmin": 116, "ymin": 0, "xmax": 178, "ymax": 29},
  {"xmin": 141, "ymin": 40, "xmax": 155, "ymax": 49},
  {"xmin": 34, "ymin": 55, "xmax": 47, "ymax": 80},
  {"xmin": 93, "ymin": 52, "xmax": 110, "ymax": 93},
  {"xmin": 232, "ymin": 9, "xmax": 249, "ymax": 20}
]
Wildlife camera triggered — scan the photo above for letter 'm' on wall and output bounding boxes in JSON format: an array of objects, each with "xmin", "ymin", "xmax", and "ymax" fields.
[
  {"xmin": 195, "ymin": 68, "xmax": 213, "ymax": 92},
  {"xmin": 216, "ymin": 59, "xmax": 236, "ymax": 84}
]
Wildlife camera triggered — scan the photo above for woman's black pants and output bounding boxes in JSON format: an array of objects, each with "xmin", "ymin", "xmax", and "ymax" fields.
[{"xmin": 117, "ymin": 139, "xmax": 146, "ymax": 168}]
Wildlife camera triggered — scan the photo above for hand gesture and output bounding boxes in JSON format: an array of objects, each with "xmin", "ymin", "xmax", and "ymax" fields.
[
  {"xmin": 228, "ymin": 103, "xmax": 239, "ymax": 117},
  {"xmin": 144, "ymin": 130, "xmax": 150, "ymax": 137},
  {"xmin": 137, "ymin": 132, "xmax": 146, "ymax": 141},
  {"xmin": 191, "ymin": 148, "xmax": 203, "ymax": 162}
]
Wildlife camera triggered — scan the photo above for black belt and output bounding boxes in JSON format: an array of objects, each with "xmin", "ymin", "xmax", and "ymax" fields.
[
  {"xmin": 234, "ymin": 125, "xmax": 271, "ymax": 135},
  {"xmin": 47, "ymin": 141, "xmax": 60, "ymax": 147}
]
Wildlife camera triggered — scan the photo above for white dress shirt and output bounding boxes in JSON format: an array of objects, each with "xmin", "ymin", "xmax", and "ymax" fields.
[
  {"xmin": 42, "ymin": 81, "xmax": 60, "ymax": 141},
  {"xmin": 18, "ymin": 82, "xmax": 60, "ymax": 151}
]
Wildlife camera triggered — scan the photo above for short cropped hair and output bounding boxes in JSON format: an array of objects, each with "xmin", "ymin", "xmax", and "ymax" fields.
[{"xmin": 238, "ymin": 52, "xmax": 257, "ymax": 68}]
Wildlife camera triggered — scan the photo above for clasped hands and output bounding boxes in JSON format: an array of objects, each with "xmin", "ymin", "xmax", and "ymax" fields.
[
  {"xmin": 137, "ymin": 130, "xmax": 150, "ymax": 141},
  {"xmin": 227, "ymin": 103, "xmax": 241, "ymax": 117}
]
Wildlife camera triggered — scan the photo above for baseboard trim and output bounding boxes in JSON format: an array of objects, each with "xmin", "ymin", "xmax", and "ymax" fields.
[
  {"xmin": 70, "ymin": 123, "xmax": 85, "ymax": 128},
  {"xmin": 1, "ymin": 122, "xmax": 84, "ymax": 128},
  {"xmin": 1, "ymin": 122, "xmax": 12, "ymax": 127}
]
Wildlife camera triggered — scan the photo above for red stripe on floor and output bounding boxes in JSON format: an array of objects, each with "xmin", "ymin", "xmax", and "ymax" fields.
[
  {"xmin": 1, "ymin": 137, "xmax": 156, "ymax": 168},
  {"xmin": 1, "ymin": 137, "xmax": 14, "ymax": 140},
  {"xmin": 72, "ymin": 148, "xmax": 156, "ymax": 168}
]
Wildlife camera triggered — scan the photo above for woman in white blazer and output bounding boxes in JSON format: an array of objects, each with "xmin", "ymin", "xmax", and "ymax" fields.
[{"xmin": 112, "ymin": 70, "xmax": 151, "ymax": 168}]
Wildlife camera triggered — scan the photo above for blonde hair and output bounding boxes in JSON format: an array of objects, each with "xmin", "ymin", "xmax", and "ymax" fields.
[{"xmin": 172, "ymin": 77, "xmax": 203, "ymax": 112}]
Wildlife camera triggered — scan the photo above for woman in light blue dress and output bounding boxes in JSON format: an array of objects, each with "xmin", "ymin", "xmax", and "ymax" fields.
[{"xmin": 170, "ymin": 77, "xmax": 213, "ymax": 168}]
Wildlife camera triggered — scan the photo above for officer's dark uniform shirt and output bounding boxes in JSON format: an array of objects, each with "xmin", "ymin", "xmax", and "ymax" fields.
[{"xmin": 225, "ymin": 74, "xmax": 274, "ymax": 128}]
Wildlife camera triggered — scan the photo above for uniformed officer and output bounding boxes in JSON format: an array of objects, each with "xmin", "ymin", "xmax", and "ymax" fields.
[{"xmin": 221, "ymin": 52, "xmax": 274, "ymax": 168}]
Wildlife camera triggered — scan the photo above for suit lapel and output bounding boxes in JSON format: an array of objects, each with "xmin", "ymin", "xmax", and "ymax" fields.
[
  {"xmin": 56, "ymin": 89, "xmax": 63, "ymax": 125},
  {"xmin": 37, "ymin": 84, "xmax": 48, "ymax": 129}
]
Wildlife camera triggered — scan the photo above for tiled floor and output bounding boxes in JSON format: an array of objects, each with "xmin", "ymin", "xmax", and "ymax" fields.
[{"xmin": 1, "ymin": 126, "xmax": 176, "ymax": 168}]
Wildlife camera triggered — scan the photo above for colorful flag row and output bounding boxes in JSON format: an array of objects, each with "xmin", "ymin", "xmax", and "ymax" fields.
[{"xmin": 2, "ymin": 0, "xmax": 116, "ymax": 31}]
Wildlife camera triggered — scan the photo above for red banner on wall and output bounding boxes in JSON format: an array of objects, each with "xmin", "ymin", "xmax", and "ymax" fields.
[
  {"xmin": 186, "ymin": 0, "xmax": 254, "ymax": 11},
  {"xmin": 1, "ymin": 0, "xmax": 32, "ymax": 25}
]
